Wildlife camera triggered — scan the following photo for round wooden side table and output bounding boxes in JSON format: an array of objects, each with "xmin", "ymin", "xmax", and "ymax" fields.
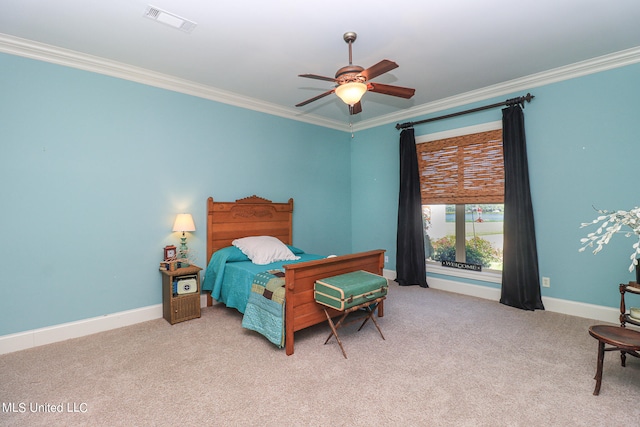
[{"xmin": 588, "ymin": 325, "xmax": 640, "ymax": 395}]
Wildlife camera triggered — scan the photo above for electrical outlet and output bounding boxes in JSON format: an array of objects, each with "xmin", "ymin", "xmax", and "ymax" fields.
[
  {"xmin": 384, "ymin": 256, "xmax": 389, "ymax": 263},
  {"xmin": 542, "ymin": 277, "xmax": 550, "ymax": 288}
]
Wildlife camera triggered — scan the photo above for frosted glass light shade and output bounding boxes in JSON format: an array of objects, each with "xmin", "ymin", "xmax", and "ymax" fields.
[
  {"xmin": 172, "ymin": 213, "xmax": 196, "ymax": 232},
  {"xmin": 335, "ymin": 82, "xmax": 367, "ymax": 106}
]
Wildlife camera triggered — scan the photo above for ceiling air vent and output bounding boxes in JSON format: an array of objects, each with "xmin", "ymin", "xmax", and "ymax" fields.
[{"xmin": 144, "ymin": 5, "xmax": 197, "ymax": 33}]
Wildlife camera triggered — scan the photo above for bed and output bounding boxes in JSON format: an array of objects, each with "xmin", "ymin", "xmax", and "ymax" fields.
[{"xmin": 203, "ymin": 195, "xmax": 385, "ymax": 355}]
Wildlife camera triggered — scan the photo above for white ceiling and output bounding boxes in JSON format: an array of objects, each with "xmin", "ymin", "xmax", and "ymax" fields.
[{"xmin": 1, "ymin": 0, "xmax": 640, "ymax": 130}]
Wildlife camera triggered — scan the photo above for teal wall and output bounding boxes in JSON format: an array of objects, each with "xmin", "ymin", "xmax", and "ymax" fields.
[
  {"xmin": 0, "ymin": 53, "xmax": 352, "ymax": 336},
  {"xmin": 2, "ymin": 50, "xmax": 639, "ymax": 337},
  {"xmin": 352, "ymin": 62, "xmax": 640, "ymax": 309}
]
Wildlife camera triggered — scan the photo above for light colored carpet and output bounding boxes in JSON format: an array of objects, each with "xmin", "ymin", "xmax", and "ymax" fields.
[{"xmin": 2, "ymin": 282, "xmax": 640, "ymax": 426}]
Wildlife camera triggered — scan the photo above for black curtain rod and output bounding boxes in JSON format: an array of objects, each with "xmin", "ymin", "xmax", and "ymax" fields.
[{"xmin": 395, "ymin": 93, "xmax": 535, "ymax": 130}]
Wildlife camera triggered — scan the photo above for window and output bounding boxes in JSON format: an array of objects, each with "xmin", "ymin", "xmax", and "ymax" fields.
[
  {"xmin": 423, "ymin": 204, "xmax": 503, "ymax": 271},
  {"xmin": 417, "ymin": 124, "xmax": 504, "ymax": 272}
]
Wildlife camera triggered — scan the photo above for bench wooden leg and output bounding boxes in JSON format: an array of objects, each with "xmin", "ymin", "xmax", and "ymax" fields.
[
  {"xmin": 593, "ymin": 340, "xmax": 605, "ymax": 396},
  {"xmin": 321, "ymin": 297, "xmax": 386, "ymax": 359},
  {"xmin": 357, "ymin": 304, "xmax": 385, "ymax": 341},
  {"xmin": 323, "ymin": 309, "xmax": 349, "ymax": 359}
]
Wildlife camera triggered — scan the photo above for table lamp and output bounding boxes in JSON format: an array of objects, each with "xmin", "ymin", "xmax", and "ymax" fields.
[{"xmin": 172, "ymin": 213, "xmax": 196, "ymax": 259}]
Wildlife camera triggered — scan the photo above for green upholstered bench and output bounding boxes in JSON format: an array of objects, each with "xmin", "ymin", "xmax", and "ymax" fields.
[{"xmin": 314, "ymin": 270, "xmax": 388, "ymax": 358}]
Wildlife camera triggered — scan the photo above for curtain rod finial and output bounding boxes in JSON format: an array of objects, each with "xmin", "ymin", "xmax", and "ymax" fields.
[{"xmin": 396, "ymin": 122, "xmax": 414, "ymax": 131}]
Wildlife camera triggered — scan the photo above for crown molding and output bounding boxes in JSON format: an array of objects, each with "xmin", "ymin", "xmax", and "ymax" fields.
[
  {"xmin": 0, "ymin": 33, "xmax": 350, "ymax": 132},
  {"xmin": 353, "ymin": 45, "xmax": 640, "ymax": 132},
  {"xmin": 1, "ymin": 32, "xmax": 638, "ymax": 134}
]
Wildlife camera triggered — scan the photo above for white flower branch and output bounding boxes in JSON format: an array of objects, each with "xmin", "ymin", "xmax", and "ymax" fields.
[{"xmin": 579, "ymin": 207, "xmax": 640, "ymax": 272}]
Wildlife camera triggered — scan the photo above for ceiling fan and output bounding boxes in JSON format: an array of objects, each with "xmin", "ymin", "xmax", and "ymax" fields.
[{"xmin": 295, "ymin": 32, "xmax": 415, "ymax": 115}]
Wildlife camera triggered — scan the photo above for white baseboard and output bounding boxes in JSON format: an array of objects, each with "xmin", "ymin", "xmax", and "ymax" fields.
[
  {"xmin": 0, "ymin": 304, "xmax": 162, "ymax": 355},
  {"xmin": 382, "ymin": 268, "xmax": 396, "ymax": 280},
  {"xmin": 1, "ymin": 277, "xmax": 620, "ymax": 356},
  {"xmin": 426, "ymin": 275, "xmax": 620, "ymax": 324},
  {"xmin": 0, "ymin": 295, "xmax": 210, "ymax": 355}
]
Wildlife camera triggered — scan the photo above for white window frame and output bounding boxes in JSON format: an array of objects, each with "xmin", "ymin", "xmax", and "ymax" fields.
[{"xmin": 417, "ymin": 121, "xmax": 502, "ymax": 284}]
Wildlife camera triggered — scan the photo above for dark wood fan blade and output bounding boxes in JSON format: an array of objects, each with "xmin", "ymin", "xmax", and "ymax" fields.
[
  {"xmin": 298, "ymin": 73, "xmax": 337, "ymax": 82},
  {"xmin": 367, "ymin": 82, "xmax": 415, "ymax": 99},
  {"xmin": 359, "ymin": 60, "xmax": 398, "ymax": 81},
  {"xmin": 295, "ymin": 89, "xmax": 336, "ymax": 107},
  {"xmin": 350, "ymin": 101, "xmax": 362, "ymax": 115}
]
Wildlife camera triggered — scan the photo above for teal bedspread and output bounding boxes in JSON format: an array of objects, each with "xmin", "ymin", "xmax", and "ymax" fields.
[
  {"xmin": 241, "ymin": 270, "xmax": 287, "ymax": 348},
  {"xmin": 202, "ymin": 245, "xmax": 324, "ymax": 347},
  {"xmin": 202, "ymin": 245, "xmax": 323, "ymax": 314}
]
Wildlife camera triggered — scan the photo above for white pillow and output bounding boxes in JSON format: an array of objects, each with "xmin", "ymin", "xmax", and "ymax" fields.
[{"xmin": 232, "ymin": 236, "xmax": 300, "ymax": 265}]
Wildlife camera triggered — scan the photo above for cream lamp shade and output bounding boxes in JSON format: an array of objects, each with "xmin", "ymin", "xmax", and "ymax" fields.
[
  {"xmin": 173, "ymin": 213, "xmax": 195, "ymax": 261},
  {"xmin": 172, "ymin": 213, "xmax": 196, "ymax": 232},
  {"xmin": 334, "ymin": 82, "xmax": 367, "ymax": 106}
]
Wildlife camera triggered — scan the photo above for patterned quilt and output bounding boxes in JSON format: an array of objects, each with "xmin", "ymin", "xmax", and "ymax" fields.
[{"xmin": 241, "ymin": 270, "xmax": 286, "ymax": 348}]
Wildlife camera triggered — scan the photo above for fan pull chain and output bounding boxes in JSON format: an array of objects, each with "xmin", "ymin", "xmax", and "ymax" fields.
[{"xmin": 350, "ymin": 121, "xmax": 354, "ymax": 138}]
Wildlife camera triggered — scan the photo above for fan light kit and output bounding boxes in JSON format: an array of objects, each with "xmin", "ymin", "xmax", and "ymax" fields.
[
  {"xmin": 296, "ymin": 32, "xmax": 415, "ymax": 115},
  {"xmin": 334, "ymin": 82, "xmax": 367, "ymax": 106}
]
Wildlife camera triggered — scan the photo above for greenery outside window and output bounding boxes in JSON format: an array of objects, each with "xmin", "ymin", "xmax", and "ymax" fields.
[{"xmin": 424, "ymin": 204, "xmax": 503, "ymax": 271}]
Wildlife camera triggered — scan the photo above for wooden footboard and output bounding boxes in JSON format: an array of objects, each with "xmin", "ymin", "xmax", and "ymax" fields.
[{"xmin": 283, "ymin": 249, "xmax": 385, "ymax": 355}]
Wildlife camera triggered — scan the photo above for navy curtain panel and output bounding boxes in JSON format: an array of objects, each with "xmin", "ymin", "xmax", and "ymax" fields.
[
  {"xmin": 500, "ymin": 105, "xmax": 544, "ymax": 310},
  {"xmin": 396, "ymin": 128, "xmax": 428, "ymax": 287}
]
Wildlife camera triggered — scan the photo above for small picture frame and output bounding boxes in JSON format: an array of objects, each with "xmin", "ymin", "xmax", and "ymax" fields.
[{"xmin": 164, "ymin": 245, "xmax": 177, "ymax": 261}]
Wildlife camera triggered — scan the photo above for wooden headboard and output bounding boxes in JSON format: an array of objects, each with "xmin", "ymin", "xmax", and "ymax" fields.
[{"xmin": 206, "ymin": 195, "xmax": 294, "ymax": 263}]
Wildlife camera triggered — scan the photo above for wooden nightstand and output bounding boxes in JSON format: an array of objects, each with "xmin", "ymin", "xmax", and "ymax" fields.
[{"xmin": 160, "ymin": 265, "xmax": 202, "ymax": 324}]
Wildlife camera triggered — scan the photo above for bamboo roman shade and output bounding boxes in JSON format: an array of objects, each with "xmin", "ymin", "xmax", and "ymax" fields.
[{"xmin": 416, "ymin": 129, "xmax": 504, "ymax": 204}]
